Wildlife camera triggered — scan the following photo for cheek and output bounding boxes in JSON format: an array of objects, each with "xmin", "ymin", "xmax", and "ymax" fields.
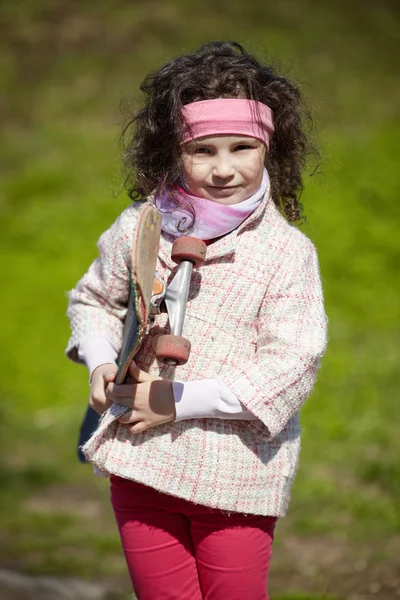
[
  {"xmin": 182, "ymin": 159, "xmax": 207, "ymax": 187},
  {"xmin": 251, "ymin": 149, "xmax": 266, "ymax": 177},
  {"xmin": 244, "ymin": 157, "xmax": 264, "ymax": 183},
  {"xmin": 181, "ymin": 157, "xmax": 192, "ymax": 181}
]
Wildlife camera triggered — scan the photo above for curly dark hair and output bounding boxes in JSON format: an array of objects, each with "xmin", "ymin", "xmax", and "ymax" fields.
[{"xmin": 122, "ymin": 41, "xmax": 318, "ymax": 223}]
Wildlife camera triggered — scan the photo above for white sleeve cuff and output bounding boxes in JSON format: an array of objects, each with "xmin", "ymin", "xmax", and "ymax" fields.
[
  {"xmin": 173, "ymin": 378, "xmax": 258, "ymax": 421},
  {"xmin": 77, "ymin": 336, "xmax": 118, "ymax": 379}
]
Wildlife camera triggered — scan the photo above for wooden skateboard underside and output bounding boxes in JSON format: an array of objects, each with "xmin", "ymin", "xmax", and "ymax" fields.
[
  {"xmin": 115, "ymin": 204, "xmax": 162, "ymax": 384},
  {"xmin": 77, "ymin": 204, "xmax": 161, "ymax": 461}
]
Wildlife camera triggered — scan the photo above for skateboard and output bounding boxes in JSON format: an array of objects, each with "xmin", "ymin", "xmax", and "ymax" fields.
[{"xmin": 77, "ymin": 204, "xmax": 207, "ymax": 461}]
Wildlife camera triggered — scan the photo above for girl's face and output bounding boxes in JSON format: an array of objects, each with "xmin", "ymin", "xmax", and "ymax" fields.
[{"xmin": 182, "ymin": 135, "xmax": 266, "ymax": 205}]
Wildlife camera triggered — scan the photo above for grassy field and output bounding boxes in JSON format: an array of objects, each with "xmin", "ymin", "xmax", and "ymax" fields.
[{"xmin": 1, "ymin": 1, "xmax": 399, "ymax": 598}]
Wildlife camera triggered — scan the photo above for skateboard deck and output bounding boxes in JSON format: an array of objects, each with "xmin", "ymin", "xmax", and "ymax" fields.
[
  {"xmin": 115, "ymin": 204, "xmax": 162, "ymax": 384},
  {"xmin": 77, "ymin": 205, "xmax": 161, "ymax": 461}
]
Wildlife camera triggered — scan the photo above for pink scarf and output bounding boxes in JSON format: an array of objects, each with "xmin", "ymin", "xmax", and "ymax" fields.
[{"xmin": 155, "ymin": 169, "xmax": 270, "ymax": 240}]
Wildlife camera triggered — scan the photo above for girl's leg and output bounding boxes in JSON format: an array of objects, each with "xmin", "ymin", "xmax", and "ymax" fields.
[
  {"xmin": 190, "ymin": 510, "xmax": 277, "ymax": 600},
  {"xmin": 110, "ymin": 476, "xmax": 202, "ymax": 600}
]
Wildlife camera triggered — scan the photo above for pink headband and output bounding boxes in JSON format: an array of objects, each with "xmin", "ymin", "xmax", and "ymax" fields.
[{"xmin": 182, "ymin": 99, "xmax": 274, "ymax": 149}]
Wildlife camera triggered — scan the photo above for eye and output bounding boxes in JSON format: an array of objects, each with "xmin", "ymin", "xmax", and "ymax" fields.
[
  {"xmin": 183, "ymin": 145, "xmax": 210, "ymax": 156},
  {"xmin": 193, "ymin": 147, "xmax": 211, "ymax": 154},
  {"xmin": 234, "ymin": 144, "xmax": 254, "ymax": 151}
]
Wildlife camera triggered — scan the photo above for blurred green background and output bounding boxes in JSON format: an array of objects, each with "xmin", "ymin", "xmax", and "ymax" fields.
[{"xmin": 1, "ymin": 1, "xmax": 399, "ymax": 599}]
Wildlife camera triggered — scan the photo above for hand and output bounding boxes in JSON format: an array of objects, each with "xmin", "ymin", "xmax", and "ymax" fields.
[
  {"xmin": 89, "ymin": 363, "xmax": 118, "ymax": 415},
  {"xmin": 105, "ymin": 361, "xmax": 176, "ymax": 434}
]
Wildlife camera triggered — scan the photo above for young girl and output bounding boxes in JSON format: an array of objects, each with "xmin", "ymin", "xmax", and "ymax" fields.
[{"xmin": 67, "ymin": 41, "xmax": 327, "ymax": 600}]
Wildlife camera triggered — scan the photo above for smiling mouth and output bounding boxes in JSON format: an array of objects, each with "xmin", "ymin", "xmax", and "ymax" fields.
[{"xmin": 208, "ymin": 185, "xmax": 238, "ymax": 190}]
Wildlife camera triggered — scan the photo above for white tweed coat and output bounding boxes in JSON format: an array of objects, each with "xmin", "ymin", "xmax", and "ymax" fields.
[{"xmin": 66, "ymin": 192, "xmax": 327, "ymax": 516}]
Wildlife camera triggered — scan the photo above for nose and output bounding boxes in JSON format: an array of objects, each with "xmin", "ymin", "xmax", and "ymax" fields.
[{"xmin": 212, "ymin": 154, "xmax": 235, "ymax": 180}]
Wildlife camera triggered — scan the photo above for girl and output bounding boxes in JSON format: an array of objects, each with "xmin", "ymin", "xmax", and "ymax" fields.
[{"xmin": 67, "ymin": 41, "xmax": 327, "ymax": 600}]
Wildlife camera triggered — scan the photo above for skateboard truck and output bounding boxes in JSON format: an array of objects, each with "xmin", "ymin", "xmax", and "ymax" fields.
[
  {"xmin": 150, "ymin": 274, "xmax": 167, "ymax": 314},
  {"xmin": 151, "ymin": 237, "xmax": 207, "ymax": 366}
]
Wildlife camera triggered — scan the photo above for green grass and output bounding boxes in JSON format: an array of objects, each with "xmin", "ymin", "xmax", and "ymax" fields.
[{"xmin": 0, "ymin": 1, "xmax": 399, "ymax": 598}]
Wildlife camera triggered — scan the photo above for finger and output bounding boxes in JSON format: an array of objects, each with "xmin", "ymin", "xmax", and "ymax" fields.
[
  {"xmin": 90, "ymin": 384, "xmax": 108, "ymax": 407},
  {"xmin": 89, "ymin": 395, "xmax": 111, "ymax": 415},
  {"xmin": 103, "ymin": 369, "xmax": 118, "ymax": 383},
  {"xmin": 106, "ymin": 382, "xmax": 137, "ymax": 398},
  {"xmin": 130, "ymin": 421, "xmax": 149, "ymax": 434},
  {"xmin": 106, "ymin": 390, "xmax": 134, "ymax": 406},
  {"xmin": 111, "ymin": 395, "xmax": 135, "ymax": 408},
  {"xmin": 91, "ymin": 381, "xmax": 106, "ymax": 401},
  {"xmin": 128, "ymin": 361, "xmax": 160, "ymax": 383},
  {"xmin": 118, "ymin": 410, "xmax": 139, "ymax": 424}
]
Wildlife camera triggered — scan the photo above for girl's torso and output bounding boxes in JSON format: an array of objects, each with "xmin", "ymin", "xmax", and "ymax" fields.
[{"xmin": 82, "ymin": 194, "xmax": 324, "ymax": 517}]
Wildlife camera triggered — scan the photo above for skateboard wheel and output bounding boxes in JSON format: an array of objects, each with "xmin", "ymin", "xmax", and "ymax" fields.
[
  {"xmin": 171, "ymin": 237, "xmax": 207, "ymax": 268},
  {"xmin": 154, "ymin": 334, "xmax": 191, "ymax": 366}
]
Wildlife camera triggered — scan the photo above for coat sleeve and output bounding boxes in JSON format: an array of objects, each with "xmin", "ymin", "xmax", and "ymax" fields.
[
  {"xmin": 65, "ymin": 205, "xmax": 139, "ymax": 364},
  {"xmin": 217, "ymin": 236, "xmax": 328, "ymax": 439}
]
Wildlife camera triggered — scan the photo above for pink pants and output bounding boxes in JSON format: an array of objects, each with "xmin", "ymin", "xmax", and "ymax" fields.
[{"xmin": 110, "ymin": 475, "xmax": 277, "ymax": 600}]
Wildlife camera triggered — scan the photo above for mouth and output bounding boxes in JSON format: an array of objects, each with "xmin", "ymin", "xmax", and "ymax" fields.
[
  {"xmin": 207, "ymin": 185, "xmax": 239, "ymax": 194},
  {"xmin": 208, "ymin": 185, "xmax": 238, "ymax": 189}
]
